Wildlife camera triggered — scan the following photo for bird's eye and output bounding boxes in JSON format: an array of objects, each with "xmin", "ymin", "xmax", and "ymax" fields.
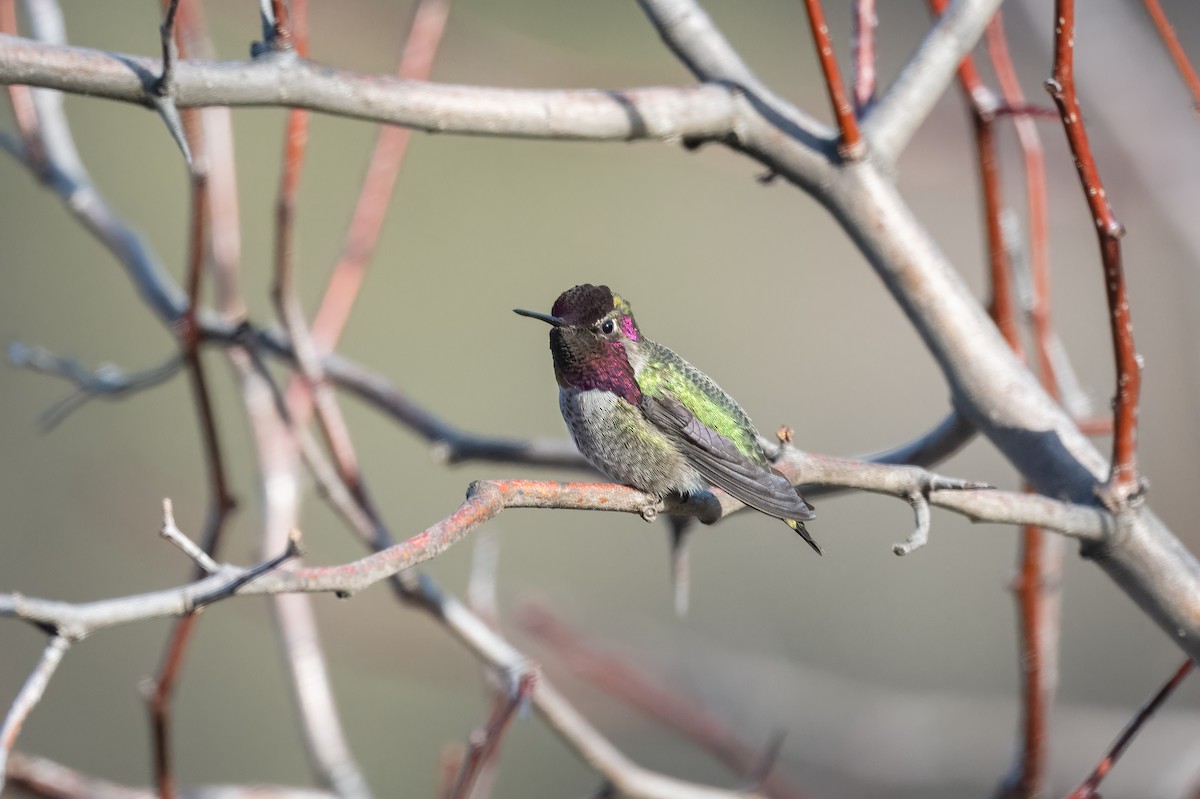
[{"xmin": 601, "ymin": 319, "xmax": 616, "ymax": 335}]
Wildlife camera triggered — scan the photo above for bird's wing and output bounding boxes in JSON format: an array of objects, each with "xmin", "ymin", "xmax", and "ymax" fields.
[{"xmin": 643, "ymin": 393, "xmax": 815, "ymax": 521}]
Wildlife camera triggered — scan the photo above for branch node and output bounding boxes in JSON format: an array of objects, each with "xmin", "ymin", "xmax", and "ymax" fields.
[{"xmin": 160, "ymin": 498, "xmax": 220, "ymax": 574}]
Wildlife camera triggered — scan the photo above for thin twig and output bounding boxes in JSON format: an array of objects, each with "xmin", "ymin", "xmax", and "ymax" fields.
[
  {"xmin": 6, "ymin": 343, "xmax": 182, "ymax": 430},
  {"xmin": 1065, "ymin": 659, "xmax": 1194, "ymax": 799},
  {"xmin": 0, "ymin": 637, "xmax": 71, "ymax": 794},
  {"xmin": 800, "ymin": 0, "xmax": 863, "ymax": 159},
  {"xmin": 1046, "ymin": 0, "xmax": 1143, "ymax": 508},
  {"xmin": 446, "ymin": 671, "xmax": 537, "ymax": 799},
  {"xmin": 1139, "ymin": 0, "xmax": 1200, "ymax": 112}
]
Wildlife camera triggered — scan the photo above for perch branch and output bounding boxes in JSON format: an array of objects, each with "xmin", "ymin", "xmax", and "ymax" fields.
[{"xmin": 0, "ymin": 477, "xmax": 1108, "ymax": 640}]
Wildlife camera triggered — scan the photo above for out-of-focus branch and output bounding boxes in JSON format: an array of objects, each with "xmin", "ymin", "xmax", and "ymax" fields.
[
  {"xmin": 0, "ymin": 34, "xmax": 740, "ymax": 143},
  {"xmin": 445, "ymin": 671, "xmax": 536, "ymax": 799},
  {"xmin": 862, "ymin": 0, "xmax": 1004, "ymax": 162},
  {"xmin": 0, "ymin": 637, "xmax": 70, "ymax": 795},
  {"xmin": 6, "ymin": 343, "xmax": 181, "ymax": 430},
  {"xmin": 1139, "ymin": 0, "xmax": 1200, "ymax": 111},
  {"xmin": 303, "ymin": 0, "xmax": 451, "ymax": 356},
  {"xmin": 7, "ymin": 751, "xmax": 336, "ymax": 799},
  {"xmin": 519, "ymin": 600, "xmax": 808, "ymax": 799},
  {"xmin": 851, "ymin": 0, "xmax": 876, "ymax": 114},
  {"xmin": 984, "ymin": 16, "xmax": 1061, "ymax": 799},
  {"xmin": 1065, "ymin": 659, "xmax": 1193, "ymax": 799},
  {"xmin": 1046, "ymin": 0, "xmax": 1143, "ymax": 507},
  {"xmin": 0, "ymin": 0, "xmax": 45, "ymax": 173}
]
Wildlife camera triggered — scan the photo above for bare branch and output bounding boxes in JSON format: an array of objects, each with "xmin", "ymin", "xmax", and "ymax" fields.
[
  {"xmin": 863, "ymin": 0, "xmax": 1004, "ymax": 163},
  {"xmin": 0, "ymin": 34, "xmax": 740, "ymax": 143},
  {"xmin": 6, "ymin": 342, "xmax": 182, "ymax": 430},
  {"xmin": 7, "ymin": 751, "xmax": 336, "ymax": 799},
  {"xmin": 0, "ymin": 636, "xmax": 71, "ymax": 794},
  {"xmin": 159, "ymin": 498, "xmax": 219, "ymax": 575}
]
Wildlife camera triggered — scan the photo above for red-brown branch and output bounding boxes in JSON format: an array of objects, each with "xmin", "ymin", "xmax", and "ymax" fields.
[
  {"xmin": 1065, "ymin": 658, "xmax": 1193, "ymax": 799},
  {"xmin": 800, "ymin": 0, "xmax": 863, "ymax": 159},
  {"xmin": 147, "ymin": 2, "xmax": 238, "ymax": 795},
  {"xmin": 306, "ymin": 0, "xmax": 450, "ymax": 355},
  {"xmin": 445, "ymin": 671, "xmax": 537, "ymax": 799},
  {"xmin": 851, "ymin": 0, "xmax": 876, "ymax": 114},
  {"xmin": 1140, "ymin": 0, "xmax": 1200, "ymax": 112},
  {"xmin": 1047, "ymin": 0, "xmax": 1142, "ymax": 506}
]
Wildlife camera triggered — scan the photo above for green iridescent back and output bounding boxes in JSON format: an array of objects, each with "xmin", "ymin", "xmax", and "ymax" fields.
[{"xmin": 634, "ymin": 340, "xmax": 768, "ymax": 468}]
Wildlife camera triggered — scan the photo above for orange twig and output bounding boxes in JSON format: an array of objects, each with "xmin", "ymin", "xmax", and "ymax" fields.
[
  {"xmin": 801, "ymin": 0, "xmax": 863, "ymax": 159},
  {"xmin": 307, "ymin": 0, "xmax": 451, "ymax": 354},
  {"xmin": 1140, "ymin": 0, "xmax": 1200, "ymax": 112}
]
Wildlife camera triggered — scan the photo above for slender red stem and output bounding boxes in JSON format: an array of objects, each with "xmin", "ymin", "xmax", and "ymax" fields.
[
  {"xmin": 0, "ymin": 0, "xmax": 46, "ymax": 173},
  {"xmin": 1047, "ymin": 0, "xmax": 1142, "ymax": 505},
  {"xmin": 445, "ymin": 672, "xmax": 536, "ymax": 799},
  {"xmin": 1065, "ymin": 659, "xmax": 1193, "ymax": 799},
  {"xmin": 801, "ymin": 0, "xmax": 863, "ymax": 159},
  {"xmin": 1140, "ymin": 0, "xmax": 1200, "ymax": 112},
  {"xmin": 147, "ymin": 5, "xmax": 240, "ymax": 797},
  {"xmin": 851, "ymin": 0, "xmax": 876, "ymax": 114}
]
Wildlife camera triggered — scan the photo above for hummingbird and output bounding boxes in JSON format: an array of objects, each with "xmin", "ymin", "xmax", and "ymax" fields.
[{"xmin": 515, "ymin": 284, "xmax": 820, "ymax": 554}]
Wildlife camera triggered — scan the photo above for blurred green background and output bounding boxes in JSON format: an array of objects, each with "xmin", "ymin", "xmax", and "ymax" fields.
[{"xmin": 2, "ymin": 1, "xmax": 1199, "ymax": 797}]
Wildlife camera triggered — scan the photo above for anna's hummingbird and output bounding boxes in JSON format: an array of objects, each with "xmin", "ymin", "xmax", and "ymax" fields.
[{"xmin": 515, "ymin": 284, "xmax": 820, "ymax": 554}]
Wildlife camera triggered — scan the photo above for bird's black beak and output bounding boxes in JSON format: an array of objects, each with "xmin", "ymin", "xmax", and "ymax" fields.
[{"xmin": 513, "ymin": 309, "xmax": 567, "ymax": 327}]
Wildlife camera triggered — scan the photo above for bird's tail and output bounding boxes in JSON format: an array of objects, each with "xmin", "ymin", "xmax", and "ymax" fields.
[{"xmin": 786, "ymin": 518, "xmax": 823, "ymax": 556}]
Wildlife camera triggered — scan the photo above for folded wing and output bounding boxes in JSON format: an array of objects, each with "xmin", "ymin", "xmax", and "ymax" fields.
[{"xmin": 643, "ymin": 393, "xmax": 815, "ymax": 521}]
